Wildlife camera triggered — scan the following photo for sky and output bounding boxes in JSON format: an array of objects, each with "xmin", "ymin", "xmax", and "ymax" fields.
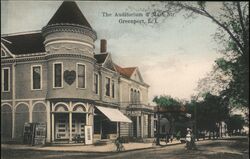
[{"xmin": 1, "ymin": 1, "xmax": 222, "ymax": 104}]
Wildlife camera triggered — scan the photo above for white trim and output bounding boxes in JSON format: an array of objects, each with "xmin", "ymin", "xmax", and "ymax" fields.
[
  {"xmin": 93, "ymin": 72, "xmax": 99, "ymax": 95},
  {"xmin": 1, "ymin": 103, "xmax": 12, "ymax": 109},
  {"xmin": 31, "ymin": 101, "xmax": 47, "ymax": 112},
  {"xmin": 1, "ymin": 98, "xmax": 46, "ymax": 102},
  {"xmin": 14, "ymin": 102, "xmax": 30, "ymax": 110},
  {"xmin": 1, "ymin": 67, "xmax": 10, "ymax": 92},
  {"xmin": 31, "ymin": 65, "xmax": 42, "ymax": 91},
  {"xmin": 1, "ymin": 48, "xmax": 7, "ymax": 57},
  {"xmin": 45, "ymin": 40, "xmax": 94, "ymax": 48},
  {"xmin": 1, "ymin": 38, "xmax": 12, "ymax": 44},
  {"xmin": 72, "ymin": 102, "xmax": 87, "ymax": 112},
  {"xmin": 1, "ymin": 43, "xmax": 16, "ymax": 58},
  {"xmin": 53, "ymin": 102, "xmax": 69, "ymax": 112},
  {"xmin": 1, "ymin": 30, "xmax": 41, "ymax": 37},
  {"xmin": 76, "ymin": 63, "xmax": 86, "ymax": 89},
  {"xmin": 53, "ymin": 62, "xmax": 63, "ymax": 89}
]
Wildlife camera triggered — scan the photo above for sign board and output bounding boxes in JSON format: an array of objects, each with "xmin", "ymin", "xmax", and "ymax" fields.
[
  {"xmin": 23, "ymin": 122, "xmax": 33, "ymax": 144},
  {"xmin": 84, "ymin": 125, "xmax": 93, "ymax": 145},
  {"xmin": 127, "ymin": 111, "xmax": 141, "ymax": 116},
  {"xmin": 33, "ymin": 122, "xmax": 46, "ymax": 146}
]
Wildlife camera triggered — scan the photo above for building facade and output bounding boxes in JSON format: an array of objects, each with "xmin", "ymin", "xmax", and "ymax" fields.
[{"xmin": 1, "ymin": 1, "xmax": 154, "ymax": 144}]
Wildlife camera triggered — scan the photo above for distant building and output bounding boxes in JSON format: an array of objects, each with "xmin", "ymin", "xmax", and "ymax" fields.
[{"xmin": 1, "ymin": 1, "xmax": 154, "ymax": 144}]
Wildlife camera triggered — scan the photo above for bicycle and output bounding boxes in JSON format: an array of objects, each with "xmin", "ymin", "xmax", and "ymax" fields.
[{"xmin": 114, "ymin": 138, "xmax": 125, "ymax": 152}]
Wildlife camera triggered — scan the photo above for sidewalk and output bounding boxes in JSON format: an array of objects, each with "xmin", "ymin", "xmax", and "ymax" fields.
[{"xmin": 1, "ymin": 140, "xmax": 183, "ymax": 153}]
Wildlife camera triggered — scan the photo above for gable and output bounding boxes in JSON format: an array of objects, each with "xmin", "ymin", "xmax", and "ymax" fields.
[
  {"xmin": 130, "ymin": 68, "xmax": 144, "ymax": 83},
  {"xmin": 1, "ymin": 42, "xmax": 15, "ymax": 59},
  {"xmin": 102, "ymin": 54, "xmax": 116, "ymax": 72}
]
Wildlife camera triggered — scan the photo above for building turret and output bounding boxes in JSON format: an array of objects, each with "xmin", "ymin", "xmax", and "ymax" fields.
[{"xmin": 42, "ymin": 1, "xmax": 96, "ymax": 57}]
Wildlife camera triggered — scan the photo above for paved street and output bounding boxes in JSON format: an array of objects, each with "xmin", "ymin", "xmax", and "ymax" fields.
[{"xmin": 2, "ymin": 137, "xmax": 249, "ymax": 159}]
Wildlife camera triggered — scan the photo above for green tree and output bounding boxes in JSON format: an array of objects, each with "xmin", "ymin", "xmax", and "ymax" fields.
[
  {"xmin": 186, "ymin": 93, "xmax": 230, "ymax": 139},
  {"xmin": 153, "ymin": 95, "xmax": 182, "ymax": 135}
]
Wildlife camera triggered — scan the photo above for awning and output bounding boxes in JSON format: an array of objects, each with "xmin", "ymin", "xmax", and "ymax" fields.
[{"xmin": 95, "ymin": 106, "xmax": 132, "ymax": 123}]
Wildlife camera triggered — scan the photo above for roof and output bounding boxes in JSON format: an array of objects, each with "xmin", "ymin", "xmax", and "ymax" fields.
[
  {"xmin": 94, "ymin": 53, "xmax": 108, "ymax": 64},
  {"xmin": 114, "ymin": 64, "xmax": 136, "ymax": 78},
  {"xmin": 1, "ymin": 32, "xmax": 45, "ymax": 55},
  {"xmin": 47, "ymin": 1, "xmax": 92, "ymax": 28}
]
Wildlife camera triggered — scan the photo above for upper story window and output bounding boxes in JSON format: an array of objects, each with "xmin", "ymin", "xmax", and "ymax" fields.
[
  {"xmin": 1, "ymin": 67, "xmax": 10, "ymax": 92},
  {"xmin": 111, "ymin": 80, "xmax": 115, "ymax": 98},
  {"xmin": 130, "ymin": 89, "xmax": 134, "ymax": 104},
  {"xmin": 77, "ymin": 64, "xmax": 86, "ymax": 89},
  {"xmin": 93, "ymin": 73, "xmax": 99, "ymax": 94},
  {"xmin": 53, "ymin": 62, "xmax": 63, "ymax": 88},
  {"xmin": 130, "ymin": 88, "xmax": 140, "ymax": 104},
  {"xmin": 105, "ymin": 77, "xmax": 111, "ymax": 96},
  {"xmin": 31, "ymin": 65, "xmax": 42, "ymax": 90}
]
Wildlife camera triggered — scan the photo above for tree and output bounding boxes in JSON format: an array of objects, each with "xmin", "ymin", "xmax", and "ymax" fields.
[
  {"xmin": 153, "ymin": 95, "xmax": 183, "ymax": 136},
  {"xmin": 225, "ymin": 114, "xmax": 245, "ymax": 135},
  {"xmin": 146, "ymin": 2, "xmax": 249, "ymax": 109},
  {"xmin": 186, "ymin": 93, "xmax": 230, "ymax": 139}
]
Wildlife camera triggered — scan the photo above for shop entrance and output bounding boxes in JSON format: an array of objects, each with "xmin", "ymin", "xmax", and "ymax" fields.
[{"xmin": 54, "ymin": 113, "xmax": 86, "ymax": 140}]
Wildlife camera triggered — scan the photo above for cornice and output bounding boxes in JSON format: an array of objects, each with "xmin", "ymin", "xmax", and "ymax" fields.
[
  {"xmin": 1, "ymin": 53, "xmax": 96, "ymax": 64},
  {"xmin": 42, "ymin": 23, "xmax": 97, "ymax": 41}
]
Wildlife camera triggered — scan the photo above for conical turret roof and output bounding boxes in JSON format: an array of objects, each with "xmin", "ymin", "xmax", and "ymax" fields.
[{"xmin": 47, "ymin": 1, "xmax": 92, "ymax": 28}]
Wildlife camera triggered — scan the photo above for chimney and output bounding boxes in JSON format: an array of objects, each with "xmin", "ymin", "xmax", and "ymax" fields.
[{"xmin": 100, "ymin": 39, "xmax": 107, "ymax": 53}]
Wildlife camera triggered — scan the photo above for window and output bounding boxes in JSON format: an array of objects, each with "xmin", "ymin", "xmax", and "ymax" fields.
[
  {"xmin": 53, "ymin": 63, "xmax": 62, "ymax": 88},
  {"xmin": 2, "ymin": 68, "xmax": 10, "ymax": 92},
  {"xmin": 94, "ymin": 73, "xmax": 98, "ymax": 94},
  {"xmin": 105, "ymin": 77, "xmax": 111, "ymax": 96},
  {"xmin": 31, "ymin": 65, "xmax": 42, "ymax": 90},
  {"xmin": 130, "ymin": 89, "xmax": 134, "ymax": 104},
  {"xmin": 111, "ymin": 80, "xmax": 115, "ymax": 98},
  {"xmin": 77, "ymin": 64, "xmax": 86, "ymax": 88}
]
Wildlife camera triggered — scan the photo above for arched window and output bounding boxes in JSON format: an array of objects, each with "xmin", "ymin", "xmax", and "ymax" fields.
[
  {"xmin": 134, "ymin": 90, "xmax": 137, "ymax": 104},
  {"xmin": 32, "ymin": 103, "xmax": 47, "ymax": 123},
  {"xmin": 137, "ymin": 91, "xmax": 140, "ymax": 103},
  {"xmin": 130, "ymin": 89, "xmax": 134, "ymax": 104},
  {"xmin": 15, "ymin": 103, "xmax": 29, "ymax": 139}
]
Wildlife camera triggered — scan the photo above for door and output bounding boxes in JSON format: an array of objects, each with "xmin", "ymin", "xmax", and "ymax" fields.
[{"xmin": 55, "ymin": 114, "xmax": 69, "ymax": 139}]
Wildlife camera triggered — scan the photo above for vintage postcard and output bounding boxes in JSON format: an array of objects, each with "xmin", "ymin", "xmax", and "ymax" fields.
[{"xmin": 1, "ymin": 1, "xmax": 249, "ymax": 159}]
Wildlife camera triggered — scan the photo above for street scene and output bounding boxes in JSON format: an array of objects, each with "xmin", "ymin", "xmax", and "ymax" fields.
[
  {"xmin": 2, "ymin": 137, "xmax": 249, "ymax": 159},
  {"xmin": 1, "ymin": 1, "xmax": 249, "ymax": 159}
]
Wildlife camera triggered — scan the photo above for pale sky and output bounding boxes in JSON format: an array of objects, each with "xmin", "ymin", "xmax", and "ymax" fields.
[{"xmin": 1, "ymin": 1, "xmax": 222, "ymax": 104}]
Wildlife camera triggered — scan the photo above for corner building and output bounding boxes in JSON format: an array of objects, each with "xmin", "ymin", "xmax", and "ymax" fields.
[{"xmin": 1, "ymin": 1, "xmax": 154, "ymax": 144}]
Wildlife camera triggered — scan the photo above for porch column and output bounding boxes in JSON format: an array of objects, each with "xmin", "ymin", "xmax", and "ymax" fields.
[
  {"xmin": 51, "ymin": 113, "xmax": 54, "ymax": 142},
  {"xmin": 86, "ymin": 113, "xmax": 89, "ymax": 125},
  {"xmin": 141, "ymin": 114, "xmax": 144, "ymax": 138},
  {"xmin": 69, "ymin": 112, "xmax": 72, "ymax": 142},
  {"xmin": 29, "ymin": 100, "xmax": 32, "ymax": 122},
  {"xmin": 136, "ymin": 116, "xmax": 139, "ymax": 137},
  {"xmin": 46, "ymin": 101, "xmax": 51, "ymax": 142},
  {"xmin": 12, "ymin": 101, "xmax": 15, "ymax": 139}
]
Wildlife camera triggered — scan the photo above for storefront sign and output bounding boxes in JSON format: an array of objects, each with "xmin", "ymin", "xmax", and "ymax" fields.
[
  {"xmin": 33, "ymin": 122, "xmax": 46, "ymax": 146},
  {"xmin": 85, "ymin": 125, "xmax": 93, "ymax": 145},
  {"xmin": 127, "ymin": 111, "xmax": 141, "ymax": 116}
]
